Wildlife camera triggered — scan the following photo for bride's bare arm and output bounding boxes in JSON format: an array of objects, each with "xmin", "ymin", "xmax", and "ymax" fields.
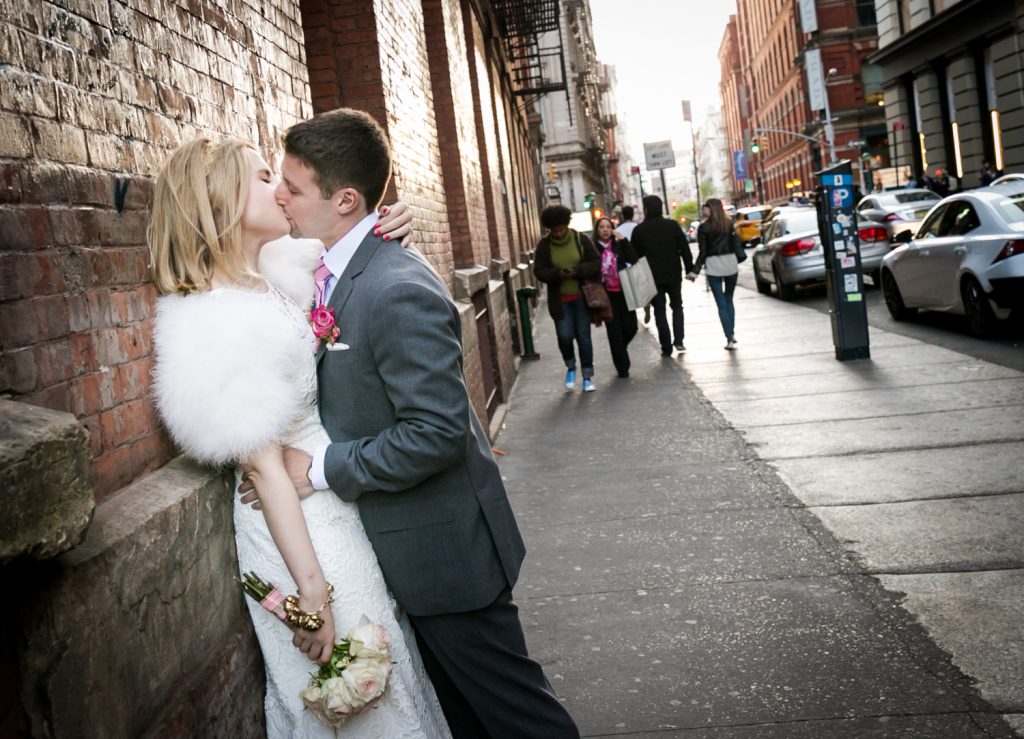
[{"xmin": 243, "ymin": 444, "xmax": 336, "ymax": 664}]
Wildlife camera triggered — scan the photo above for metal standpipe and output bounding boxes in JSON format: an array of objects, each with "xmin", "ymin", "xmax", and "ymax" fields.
[
  {"xmin": 515, "ymin": 286, "xmax": 540, "ymax": 360},
  {"xmin": 815, "ymin": 160, "xmax": 871, "ymax": 361}
]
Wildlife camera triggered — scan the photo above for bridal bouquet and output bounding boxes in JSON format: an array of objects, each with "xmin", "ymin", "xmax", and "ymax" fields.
[{"xmin": 238, "ymin": 572, "xmax": 392, "ymax": 727}]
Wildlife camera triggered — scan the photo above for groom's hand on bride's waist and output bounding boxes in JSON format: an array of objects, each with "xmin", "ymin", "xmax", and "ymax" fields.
[{"xmin": 238, "ymin": 446, "xmax": 315, "ymax": 509}]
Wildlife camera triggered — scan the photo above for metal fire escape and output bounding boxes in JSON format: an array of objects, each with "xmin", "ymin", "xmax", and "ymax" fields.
[{"xmin": 491, "ymin": 0, "xmax": 567, "ymax": 96}]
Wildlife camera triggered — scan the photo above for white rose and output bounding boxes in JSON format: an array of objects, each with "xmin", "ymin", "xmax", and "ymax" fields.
[
  {"xmin": 322, "ymin": 676, "xmax": 360, "ymax": 717},
  {"xmin": 348, "ymin": 619, "xmax": 391, "ymax": 660},
  {"xmin": 343, "ymin": 660, "xmax": 389, "ymax": 707}
]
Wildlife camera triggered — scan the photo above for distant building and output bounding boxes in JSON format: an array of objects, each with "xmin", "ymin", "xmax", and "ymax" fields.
[
  {"xmin": 870, "ymin": 0, "xmax": 1024, "ymax": 187},
  {"xmin": 697, "ymin": 109, "xmax": 732, "ymax": 202},
  {"xmin": 537, "ymin": 1, "xmax": 610, "ymax": 212}
]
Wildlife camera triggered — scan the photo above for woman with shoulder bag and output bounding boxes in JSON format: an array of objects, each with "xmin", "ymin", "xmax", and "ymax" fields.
[
  {"xmin": 686, "ymin": 198, "xmax": 741, "ymax": 350},
  {"xmin": 533, "ymin": 205, "xmax": 602, "ymax": 392},
  {"xmin": 593, "ymin": 216, "xmax": 640, "ymax": 378}
]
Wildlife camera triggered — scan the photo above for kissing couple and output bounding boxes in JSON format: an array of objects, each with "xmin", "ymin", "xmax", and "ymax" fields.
[{"xmin": 150, "ymin": 108, "xmax": 579, "ymax": 738}]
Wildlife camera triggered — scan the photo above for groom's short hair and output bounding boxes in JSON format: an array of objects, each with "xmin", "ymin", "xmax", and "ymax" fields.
[{"xmin": 283, "ymin": 108, "xmax": 392, "ymax": 210}]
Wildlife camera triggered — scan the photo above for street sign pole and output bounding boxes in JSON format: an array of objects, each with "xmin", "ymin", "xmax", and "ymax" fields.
[{"xmin": 815, "ymin": 160, "xmax": 870, "ymax": 361}]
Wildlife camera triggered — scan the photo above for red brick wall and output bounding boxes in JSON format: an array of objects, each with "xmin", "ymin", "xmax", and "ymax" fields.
[
  {"xmin": 0, "ymin": 0, "xmax": 312, "ymax": 500},
  {"xmin": 422, "ymin": 0, "xmax": 491, "ymax": 270}
]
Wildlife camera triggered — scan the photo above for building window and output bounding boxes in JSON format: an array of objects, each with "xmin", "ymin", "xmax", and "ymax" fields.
[
  {"xmin": 897, "ymin": 0, "xmax": 911, "ymax": 33},
  {"xmin": 856, "ymin": 0, "xmax": 876, "ymax": 26}
]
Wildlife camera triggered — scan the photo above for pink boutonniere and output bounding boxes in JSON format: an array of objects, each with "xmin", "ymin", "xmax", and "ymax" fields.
[{"xmin": 309, "ymin": 305, "xmax": 341, "ymax": 349}]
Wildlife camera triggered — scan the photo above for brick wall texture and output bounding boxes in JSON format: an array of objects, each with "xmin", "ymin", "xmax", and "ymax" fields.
[
  {"xmin": 1, "ymin": 0, "xmax": 543, "ymax": 502},
  {"xmin": 0, "ymin": 0, "xmax": 313, "ymax": 501}
]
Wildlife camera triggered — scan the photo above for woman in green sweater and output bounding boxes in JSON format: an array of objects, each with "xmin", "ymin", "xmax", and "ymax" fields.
[{"xmin": 533, "ymin": 205, "xmax": 602, "ymax": 392}]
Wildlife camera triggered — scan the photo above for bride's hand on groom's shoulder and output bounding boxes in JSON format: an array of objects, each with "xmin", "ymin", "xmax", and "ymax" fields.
[
  {"xmin": 377, "ymin": 201, "xmax": 414, "ymax": 247},
  {"xmin": 238, "ymin": 446, "xmax": 314, "ymax": 509}
]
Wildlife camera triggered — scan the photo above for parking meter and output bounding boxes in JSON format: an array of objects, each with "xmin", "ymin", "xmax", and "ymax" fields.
[{"xmin": 815, "ymin": 160, "xmax": 870, "ymax": 361}]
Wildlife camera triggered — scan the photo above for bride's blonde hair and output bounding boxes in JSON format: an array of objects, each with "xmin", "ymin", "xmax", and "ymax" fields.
[{"xmin": 148, "ymin": 137, "xmax": 259, "ymax": 295}]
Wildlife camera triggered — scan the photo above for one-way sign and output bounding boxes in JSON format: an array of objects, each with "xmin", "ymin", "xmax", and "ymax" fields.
[{"xmin": 643, "ymin": 140, "xmax": 676, "ymax": 171}]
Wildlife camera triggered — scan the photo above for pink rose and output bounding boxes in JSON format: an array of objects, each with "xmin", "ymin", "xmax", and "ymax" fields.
[{"xmin": 310, "ymin": 306, "xmax": 336, "ymax": 339}]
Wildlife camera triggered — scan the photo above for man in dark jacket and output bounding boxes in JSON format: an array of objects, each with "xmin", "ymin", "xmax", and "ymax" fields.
[{"xmin": 630, "ymin": 195, "xmax": 694, "ymax": 355}]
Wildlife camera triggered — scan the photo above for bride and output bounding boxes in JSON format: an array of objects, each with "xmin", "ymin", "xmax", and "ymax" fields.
[{"xmin": 148, "ymin": 137, "xmax": 451, "ymax": 738}]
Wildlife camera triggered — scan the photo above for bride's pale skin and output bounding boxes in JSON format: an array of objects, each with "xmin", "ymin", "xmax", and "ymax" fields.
[{"xmin": 226, "ymin": 149, "xmax": 412, "ymax": 664}]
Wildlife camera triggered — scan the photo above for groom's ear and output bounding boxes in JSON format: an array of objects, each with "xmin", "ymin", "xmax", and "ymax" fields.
[{"xmin": 333, "ymin": 187, "xmax": 366, "ymax": 216}]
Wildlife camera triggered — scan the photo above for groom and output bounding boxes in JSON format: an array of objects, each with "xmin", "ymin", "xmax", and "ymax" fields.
[{"xmin": 267, "ymin": 108, "xmax": 577, "ymax": 738}]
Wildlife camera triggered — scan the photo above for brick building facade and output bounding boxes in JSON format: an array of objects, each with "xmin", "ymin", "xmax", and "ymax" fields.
[
  {"xmin": 0, "ymin": 0, "xmax": 545, "ymax": 734},
  {"xmin": 728, "ymin": 0, "xmax": 885, "ymax": 205}
]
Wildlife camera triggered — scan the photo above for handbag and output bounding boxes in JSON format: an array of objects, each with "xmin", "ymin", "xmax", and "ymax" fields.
[
  {"xmin": 580, "ymin": 280, "xmax": 611, "ymax": 311},
  {"xmin": 618, "ymin": 257, "xmax": 657, "ymax": 310}
]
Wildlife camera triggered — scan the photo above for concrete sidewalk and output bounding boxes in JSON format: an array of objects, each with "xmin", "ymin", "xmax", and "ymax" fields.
[{"xmin": 496, "ymin": 283, "xmax": 1022, "ymax": 737}]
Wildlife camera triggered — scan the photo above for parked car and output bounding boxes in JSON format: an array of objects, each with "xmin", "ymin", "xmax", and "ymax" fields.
[
  {"xmin": 755, "ymin": 204, "xmax": 816, "ymax": 244},
  {"xmin": 879, "ymin": 182, "xmax": 1024, "ymax": 337},
  {"xmin": 991, "ymin": 173, "xmax": 1024, "ymax": 186},
  {"xmin": 856, "ymin": 189, "xmax": 941, "ymax": 241},
  {"xmin": 734, "ymin": 205, "xmax": 770, "ymax": 246},
  {"xmin": 752, "ymin": 208, "xmax": 892, "ymax": 300}
]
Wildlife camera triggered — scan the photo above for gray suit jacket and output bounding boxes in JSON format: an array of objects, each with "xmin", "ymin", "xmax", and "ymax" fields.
[{"xmin": 316, "ymin": 232, "xmax": 525, "ymax": 617}]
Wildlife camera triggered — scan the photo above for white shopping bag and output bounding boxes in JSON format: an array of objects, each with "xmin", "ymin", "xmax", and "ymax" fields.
[{"xmin": 619, "ymin": 257, "xmax": 657, "ymax": 311}]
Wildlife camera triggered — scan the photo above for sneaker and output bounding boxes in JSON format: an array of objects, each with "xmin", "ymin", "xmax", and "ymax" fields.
[
  {"xmin": 725, "ymin": 340, "xmax": 736, "ymax": 350},
  {"xmin": 564, "ymin": 369, "xmax": 576, "ymax": 389},
  {"xmin": 673, "ymin": 342, "xmax": 685, "ymax": 352},
  {"xmin": 583, "ymin": 379, "xmax": 596, "ymax": 392}
]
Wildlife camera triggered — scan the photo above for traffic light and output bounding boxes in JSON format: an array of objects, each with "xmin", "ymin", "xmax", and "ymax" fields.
[
  {"xmin": 592, "ymin": 208, "xmax": 603, "ymax": 221},
  {"xmin": 546, "ymin": 162, "xmax": 557, "ymax": 181},
  {"xmin": 583, "ymin": 191, "xmax": 596, "ymax": 209},
  {"xmin": 750, "ymin": 137, "xmax": 761, "ymax": 154}
]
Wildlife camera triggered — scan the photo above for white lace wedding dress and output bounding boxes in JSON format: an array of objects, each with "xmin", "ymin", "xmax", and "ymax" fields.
[{"xmin": 153, "ymin": 240, "xmax": 450, "ymax": 739}]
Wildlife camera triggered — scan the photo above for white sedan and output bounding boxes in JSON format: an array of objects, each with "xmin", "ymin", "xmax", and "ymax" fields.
[{"xmin": 879, "ymin": 182, "xmax": 1024, "ymax": 337}]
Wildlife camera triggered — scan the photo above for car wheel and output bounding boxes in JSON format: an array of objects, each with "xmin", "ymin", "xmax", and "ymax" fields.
[
  {"xmin": 881, "ymin": 269, "xmax": 915, "ymax": 320},
  {"xmin": 754, "ymin": 267, "xmax": 772, "ymax": 295},
  {"xmin": 962, "ymin": 276, "xmax": 997, "ymax": 338},
  {"xmin": 773, "ymin": 265, "xmax": 796, "ymax": 301}
]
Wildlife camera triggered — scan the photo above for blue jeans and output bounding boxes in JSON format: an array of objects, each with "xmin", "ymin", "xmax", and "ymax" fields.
[
  {"xmin": 707, "ymin": 273, "xmax": 738, "ymax": 340},
  {"xmin": 552, "ymin": 297, "xmax": 594, "ymax": 378}
]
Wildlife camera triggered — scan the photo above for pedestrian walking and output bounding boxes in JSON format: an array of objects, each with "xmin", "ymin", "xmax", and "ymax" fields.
[
  {"xmin": 593, "ymin": 217, "xmax": 639, "ymax": 378},
  {"xmin": 686, "ymin": 198, "xmax": 739, "ymax": 350},
  {"xmin": 630, "ymin": 195, "xmax": 693, "ymax": 356},
  {"xmin": 980, "ymin": 160, "xmax": 998, "ymax": 187},
  {"xmin": 533, "ymin": 205, "xmax": 601, "ymax": 392},
  {"xmin": 616, "ymin": 205, "xmax": 638, "ymax": 240}
]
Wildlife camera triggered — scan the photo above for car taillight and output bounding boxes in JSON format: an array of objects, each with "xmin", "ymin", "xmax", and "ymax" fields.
[
  {"xmin": 780, "ymin": 237, "xmax": 816, "ymax": 257},
  {"xmin": 858, "ymin": 226, "xmax": 888, "ymax": 242},
  {"xmin": 992, "ymin": 240, "xmax": 1024, "ymax": 264},
  {"xmin": 883, "ymin": 212, "xmax": 904, "ymax": 222}
]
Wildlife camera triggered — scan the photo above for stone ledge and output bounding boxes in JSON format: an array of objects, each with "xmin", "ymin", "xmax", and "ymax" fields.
[
  {"xmin": 13, "ymin": 456, "xmax": 261, "ymax": 738},
  {"xmin": 490, "ymin": 257, "xmax": 510, "ymax": 281},
  {"xmin": 453, "ymin": 265, "xmax": 489, "ymax": 301},
  {"xmin": 0, "ymin": 399, "xmax": 94, "ymax": 563}
]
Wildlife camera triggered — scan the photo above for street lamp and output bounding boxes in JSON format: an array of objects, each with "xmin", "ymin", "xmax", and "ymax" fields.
[{"xmin": 823, "ymin": 67, "xmax": 838, "ymax": 165}]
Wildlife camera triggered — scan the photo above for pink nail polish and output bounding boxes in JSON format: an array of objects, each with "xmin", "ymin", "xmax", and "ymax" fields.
[
  {"xmin": 382, "ymin": 207, "xmax": 389, "ymax": 215},
  {"xmin": 383, "ymin": 234, "xmax": 390, "ymax": 241},
  {"xmin": 374, "ymin": 229, "xmax": 381, "ymax": 236}
]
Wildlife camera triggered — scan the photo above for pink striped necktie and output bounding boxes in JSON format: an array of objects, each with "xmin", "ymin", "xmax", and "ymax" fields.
[{"xmin": 314, "ymin": 257, "xmax": 332, "ymax": 307}]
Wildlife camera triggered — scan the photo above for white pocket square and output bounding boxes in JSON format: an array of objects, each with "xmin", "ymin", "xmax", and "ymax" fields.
[{"xmin": 327, "ymin": 342, "xmax": 350, "ymax": 351}]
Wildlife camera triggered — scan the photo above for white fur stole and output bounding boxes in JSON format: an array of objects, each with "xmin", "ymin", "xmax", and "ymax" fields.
[{"xmin": 152, "ymin": 237, "xmax": 322, "ymax": 466}]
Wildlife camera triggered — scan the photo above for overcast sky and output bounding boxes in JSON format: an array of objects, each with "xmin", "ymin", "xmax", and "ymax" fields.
[{"xmin": 590, "ymin": 0, "xmax": 737, "ymax": 163}]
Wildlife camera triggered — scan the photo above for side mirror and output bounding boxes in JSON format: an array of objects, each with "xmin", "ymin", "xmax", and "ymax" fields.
[{"xmin": 894, "ymin": 230, "xmax": 913, "ymax": 244}]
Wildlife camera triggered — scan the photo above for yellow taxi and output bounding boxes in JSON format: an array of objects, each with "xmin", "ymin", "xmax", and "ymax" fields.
[{"xmin": 734, "ymin": 205, "xmax": 770, "ymax": 246}]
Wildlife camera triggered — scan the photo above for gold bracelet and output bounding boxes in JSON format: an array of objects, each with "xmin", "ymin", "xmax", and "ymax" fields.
[{"xmin": 283, "ymin": 583, "xmax": 334, "ymax": 632}]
